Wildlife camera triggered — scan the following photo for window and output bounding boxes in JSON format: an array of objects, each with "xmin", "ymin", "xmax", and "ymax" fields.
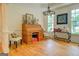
[
  {"xmin": 47, "ymin": 15, "xmax": 54, "ymax": 32},
  {"xmin": 71, "ymin": 9, "xmax": 79, "ymax": 34}
]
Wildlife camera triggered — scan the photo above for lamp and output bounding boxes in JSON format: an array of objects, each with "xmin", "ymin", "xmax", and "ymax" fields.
[{"xmin": 43, "ymin": 6, "xmax": 55, "ymax": 15}]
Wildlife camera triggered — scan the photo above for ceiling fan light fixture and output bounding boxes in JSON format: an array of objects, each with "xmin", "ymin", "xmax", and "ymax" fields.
[{"xmin": 43, "ymin": 6, "xmax": 55, "ymax": 15}]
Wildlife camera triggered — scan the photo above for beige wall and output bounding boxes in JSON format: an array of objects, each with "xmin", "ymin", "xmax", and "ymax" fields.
[{"xmin": 6, "ymin": 4, "xmax": 44, "ymax": 33}]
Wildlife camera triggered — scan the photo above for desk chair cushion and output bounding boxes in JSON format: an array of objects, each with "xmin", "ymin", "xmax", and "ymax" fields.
[{"xmin": 9, "ymin": 32, "xmax": 22, "ymax": 41}]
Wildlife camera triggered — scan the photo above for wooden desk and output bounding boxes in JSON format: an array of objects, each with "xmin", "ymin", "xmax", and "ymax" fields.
[{"xmin": 22, "ymin": 24, "xmax": 44, "ymax": 44}]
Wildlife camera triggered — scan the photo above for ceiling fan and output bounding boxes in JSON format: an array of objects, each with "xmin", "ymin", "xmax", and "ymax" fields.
[{"xmin": 43, "ymin": 6, "xmax": 55, "ymax": 15}]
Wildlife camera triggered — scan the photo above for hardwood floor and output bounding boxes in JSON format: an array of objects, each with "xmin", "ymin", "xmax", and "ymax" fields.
[{"xmin": 9, "ymin": 39, "xmax": 79, "ymax": 56}]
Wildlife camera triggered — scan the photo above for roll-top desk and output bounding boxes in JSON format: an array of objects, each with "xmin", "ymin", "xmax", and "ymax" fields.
[{"xmin": 22, "ymin": 24, "xmax": 44, "ymax": 44}]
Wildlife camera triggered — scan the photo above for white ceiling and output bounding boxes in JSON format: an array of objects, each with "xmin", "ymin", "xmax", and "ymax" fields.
[
  {"xmin": 41, "ymin": 3, "xmax": 63, "ymax": 7},
  {"xmin": 7, "ymin": 3, "xmax": 72, "ymax": 10},
  {"xmin": 41, "ymin": 3, "xmax": 72, "ymax": 9}
]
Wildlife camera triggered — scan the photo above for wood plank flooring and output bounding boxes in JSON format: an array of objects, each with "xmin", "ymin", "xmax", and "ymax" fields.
[{"xmin": 9, "ymin": 39, "xmax": 79, "ymax": 56}]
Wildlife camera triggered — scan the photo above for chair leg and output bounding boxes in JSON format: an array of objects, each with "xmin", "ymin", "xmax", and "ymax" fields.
[
  {"xmin": 14, "ymin": 41, "xmax": 17, "ymax": 48},
  {"xmin": 9, "ymin": 41, "xmax": 11, "ymax": 47},
  {"xmin": 20, "ymin": 39, "xmax": 22, "ymax": 45}
]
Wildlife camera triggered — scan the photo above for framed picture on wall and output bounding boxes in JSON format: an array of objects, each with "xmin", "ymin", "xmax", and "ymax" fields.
[{"xmin": 57, "ymin": 13, "xmax": 68, "ymax": 24}]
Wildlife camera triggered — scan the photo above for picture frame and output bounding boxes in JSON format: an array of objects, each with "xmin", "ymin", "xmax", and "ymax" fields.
[
  {"xmin": 57, "ymin": 13, "xmax": 68, "ymax": 24},
  {"xmin": 23, "ymin": 13, "xmax": 33, "ymax": 24},
  {"xmin": 26, "ymin": 14, "xmax": 33, "ymax": 24}
]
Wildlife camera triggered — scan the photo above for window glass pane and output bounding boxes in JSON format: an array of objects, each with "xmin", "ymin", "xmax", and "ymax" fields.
[
  {"xmin": 71, "ymin": 9, "xmax": 79, "ymax": 34},
  {"xmin": 76, "ymin": 9, "xmax": 79, "ymax": 13},
  {"xmin": 71, "ymin": 13, "xmax": 76, "ymax": 18},
  {"xmin": 71, "ymin": 10, "xmax": 76, "ymax": 14},
  {"xmin": 48, "ymin": 15, "xmax": 54, "ymax": 32},
  {"xmin": 76, "ymin": 14, "xmax": 79, "ymax": 21}
]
